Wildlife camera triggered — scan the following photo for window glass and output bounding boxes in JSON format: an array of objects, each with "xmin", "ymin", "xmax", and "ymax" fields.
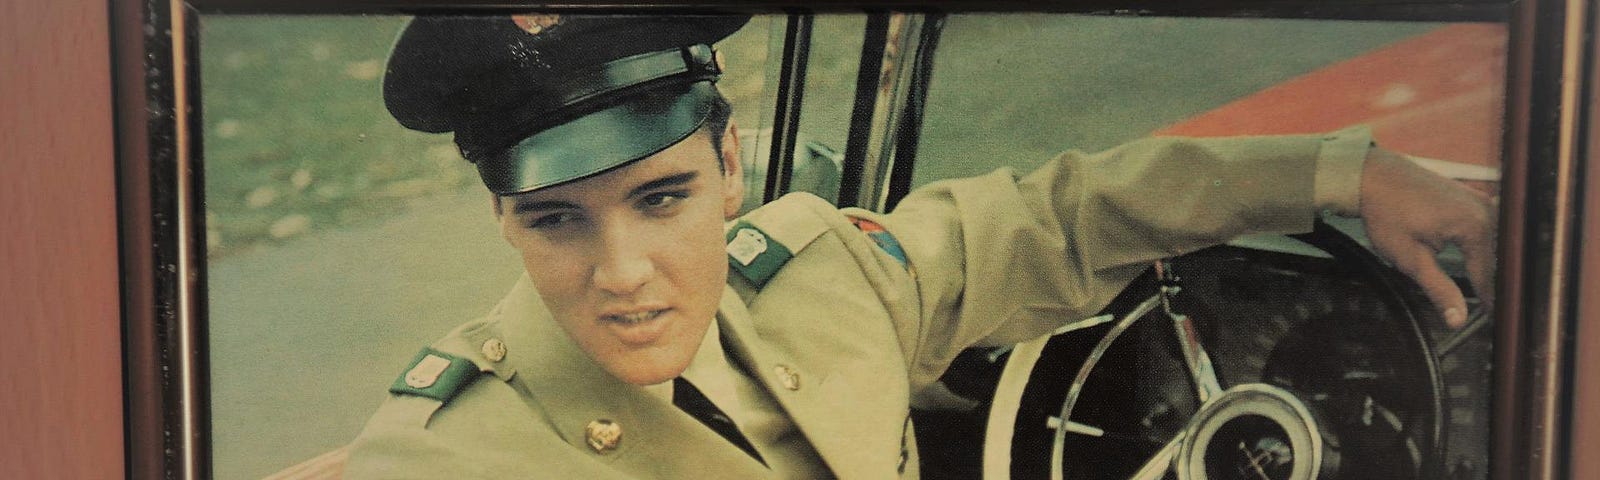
[
  {"xmin": 787, "ymin": 14, "xmax": 868, "ymax": 204},
  {"xmin": 797, "ymin": 14, "xmax": 868, "ymax": 158},
  {"xmin": 735, "ymin": 14, "xmax": 864, "ymax": 212}
]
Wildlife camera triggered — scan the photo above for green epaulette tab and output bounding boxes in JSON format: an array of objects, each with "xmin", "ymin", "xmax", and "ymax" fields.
[
  {"xmin": 726, "ymin": 220, "xmax": 793, "ymax": 289},
  {"xmin": 389, "ymin": 347, "xmax": 481, "ymax": 403}
]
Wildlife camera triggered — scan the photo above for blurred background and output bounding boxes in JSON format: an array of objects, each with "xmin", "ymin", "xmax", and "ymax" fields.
[{"xmin": 199, "ymin": 13, "xmax": 1498, "ymax": 478}]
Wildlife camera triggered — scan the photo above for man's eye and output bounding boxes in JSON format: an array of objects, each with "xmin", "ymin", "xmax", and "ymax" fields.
[
  {"xmin": 527, "ymin": 212, "xmax": 579, "ymax": 229},
  {"xmin": 640, "ymin": 191, "xmax": 688, "ymax": 210}
]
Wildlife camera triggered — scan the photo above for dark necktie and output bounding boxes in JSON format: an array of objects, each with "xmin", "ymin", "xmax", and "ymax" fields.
[{"xmin": 673, "ymin": 376, "xmax": 766, "ymax": 465}]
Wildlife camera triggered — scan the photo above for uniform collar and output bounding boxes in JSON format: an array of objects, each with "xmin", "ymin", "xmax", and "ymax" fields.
[
  {"xmin": 643, "ymin": 317, "xmax": 737, "ymax": 406},
  {"xmin": 478, "ymin": 272, "xmax": 893, "ymax": 478},
  {"xmin": 486, "ymin": 274, "xmax": 772, "ymax": 477}
]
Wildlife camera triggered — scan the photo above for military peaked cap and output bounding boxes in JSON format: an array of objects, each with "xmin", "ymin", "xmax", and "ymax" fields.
[{"xmin": 384, "ymin": 14, "xmax": 751, "ymax": 194}]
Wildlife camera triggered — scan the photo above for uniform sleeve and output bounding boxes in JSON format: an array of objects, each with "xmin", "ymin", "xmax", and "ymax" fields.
[{"xmin": 869, "ymin": 129, "xmax": 1370, "ymax": 392}]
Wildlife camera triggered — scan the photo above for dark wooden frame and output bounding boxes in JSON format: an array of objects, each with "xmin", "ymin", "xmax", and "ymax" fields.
[{"xmin": 112, "ymin": 1, "xmax": 1595, "ymax": 478}]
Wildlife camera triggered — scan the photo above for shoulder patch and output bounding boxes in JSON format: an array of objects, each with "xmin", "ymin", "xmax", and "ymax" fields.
[
  {"xmin": 849, "ymin": 217, "xmax": 909, "ymax": 269},
  {"xmin": 389, "ymin": 347, "xmax": 482, "ymax": 403},
  {"xmin": 726, "ymin": 220, "xmax": 793, "ymax": 288}
]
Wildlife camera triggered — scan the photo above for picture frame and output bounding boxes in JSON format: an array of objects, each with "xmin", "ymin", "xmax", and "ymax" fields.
[{"xmin": 111, "ymin": 1, "xmax": 1590, "ymax": 479}]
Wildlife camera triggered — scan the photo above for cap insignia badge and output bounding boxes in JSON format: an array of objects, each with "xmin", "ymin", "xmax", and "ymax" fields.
[{"xmin": 511, "ymin": 14, "xmax": 562, "ymax": 35}]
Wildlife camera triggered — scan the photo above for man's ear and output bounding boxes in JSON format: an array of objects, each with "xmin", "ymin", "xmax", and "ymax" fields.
[
  {"xmin": 720, "ymin": 122, "xmax": 744, "ymax": 220},
  {"xmin": 492, "ymin": 194, "xmax": 520, "ymax": 246}
]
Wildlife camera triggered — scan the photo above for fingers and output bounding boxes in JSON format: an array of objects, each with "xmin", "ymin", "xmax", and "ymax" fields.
[
  {"xmin": 1465, "ymin": 258, "xmax": 1495, "ymax": 314},
  {"xmin": 1391, "ymin": 240, "xmax": 1470, "ymax": 328},
  {"xmin": 1456, "ymin": 214, "xmax": 1497, "ymax": 316},
  {"xmin": 1435, "ymin": 184, "xmax": 1496, "ymax": 326},
  {"xmin": 1358, "ymin": 146, "xmax": 1495, "ymax": 329}
]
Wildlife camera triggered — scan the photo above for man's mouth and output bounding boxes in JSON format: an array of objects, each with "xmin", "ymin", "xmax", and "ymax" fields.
[
  {"xmin": 604, "ymin": 310, "xmax": 663, "ymax": 325},
  {"xmin": 600, "ymin": 308, "xmax": 671, "ymax": 346}
]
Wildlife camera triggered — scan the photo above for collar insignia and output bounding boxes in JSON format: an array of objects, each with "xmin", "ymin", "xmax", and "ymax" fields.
[
  {"xmin": 725, "ymin": 221, "xmax": 793, "ymax": 289},
  {"xmin": 727, "ymin": 228, "xmax": 769, "ymax": 266}
]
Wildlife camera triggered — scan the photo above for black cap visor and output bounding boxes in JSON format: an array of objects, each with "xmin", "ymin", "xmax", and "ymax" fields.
[{"xmin": 475, "ymin": 81, "xmax": 718, "ymax": 195}]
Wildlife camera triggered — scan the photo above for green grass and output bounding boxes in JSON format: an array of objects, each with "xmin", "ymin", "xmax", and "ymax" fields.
[{"xmin": 201, "ymin": 16, "xmax": 474, "ymax": 258}]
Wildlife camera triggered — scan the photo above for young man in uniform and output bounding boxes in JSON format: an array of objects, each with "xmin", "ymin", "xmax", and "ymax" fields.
[{"xmin": 346, "ymin": 14, "xmax": 1495, "ymax": 479}]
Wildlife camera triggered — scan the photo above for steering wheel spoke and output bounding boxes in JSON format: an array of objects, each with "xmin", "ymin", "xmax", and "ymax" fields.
[
  {"xmin": 1170, "ymin": 311, "xmax": 1224, "ymax": 403},
  {"xmin": 1129, "ymin": 431, "xmax": 1185, "ymax": 480}
]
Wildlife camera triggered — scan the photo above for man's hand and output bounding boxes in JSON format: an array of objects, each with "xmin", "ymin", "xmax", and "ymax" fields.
[{"xmin": 1359, "ymin": 147, "xmax": 1496, "ymax": 328}]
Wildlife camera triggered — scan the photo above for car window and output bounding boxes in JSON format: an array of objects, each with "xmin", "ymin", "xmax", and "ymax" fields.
[{"xmin": 737, "ymin": 14, "xmax": 865, "ymax": 213}]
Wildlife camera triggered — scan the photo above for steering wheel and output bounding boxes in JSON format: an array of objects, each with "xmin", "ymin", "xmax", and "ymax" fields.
[{"xmin": 980, "ymin": 220, "xmax": 1447, "ymax": 480}]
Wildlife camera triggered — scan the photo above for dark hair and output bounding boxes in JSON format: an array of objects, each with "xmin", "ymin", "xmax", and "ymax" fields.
[{"xmin": 704, "ymin": 88, "xmax": 733, "ymax": 168}]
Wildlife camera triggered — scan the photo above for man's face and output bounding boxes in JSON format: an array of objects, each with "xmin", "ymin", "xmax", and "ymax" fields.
[{"xmin": 498, "ymin": 128, "xmax": 744, "ymax": 385}]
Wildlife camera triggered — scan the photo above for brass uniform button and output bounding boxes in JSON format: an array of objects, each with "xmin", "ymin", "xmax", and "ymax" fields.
[
  {"xmin": 481, "ymin": 338, "xmax": 507, "ymax": 362},
  {"xmin": 585, "ymin": 419, "xmax": 622, "ymax": 453},
  {"xmin": 774, "ymin": 365, "xmax": 801, "ymax": 391}
]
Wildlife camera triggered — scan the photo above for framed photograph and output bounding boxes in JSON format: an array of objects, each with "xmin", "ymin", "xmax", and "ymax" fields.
[{"xmin": 114, "ymin": 0, "xmax": 1588, "ymax": 479}]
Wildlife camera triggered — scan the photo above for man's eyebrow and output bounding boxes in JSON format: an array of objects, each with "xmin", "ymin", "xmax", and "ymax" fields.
[
  {"xmin": 508, "ymin": 172, "xmax": 699, "ymax": 214},
  {"xmin": 626, "ymin": 171, "xmax": 699, "ymax": 199},
  {"xmin": 511, "ymin": 198, "xmax": 580, "ymax": 215}
]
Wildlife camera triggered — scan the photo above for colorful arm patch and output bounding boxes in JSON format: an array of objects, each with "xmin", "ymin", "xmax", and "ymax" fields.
[{"xmin": 849, "ymin": 217, "xmax": 909, "ymax": 269}]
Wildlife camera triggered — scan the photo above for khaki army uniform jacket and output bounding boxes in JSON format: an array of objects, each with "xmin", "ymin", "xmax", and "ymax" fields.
[{"xmin": 345, "ymin": 130, "xmax": 1371, "ymax": 479}]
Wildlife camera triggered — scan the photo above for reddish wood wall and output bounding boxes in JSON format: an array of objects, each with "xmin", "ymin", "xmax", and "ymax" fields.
[{"xmin": 0, "ymin": 0, "xmax": 125, "ymax": 478}]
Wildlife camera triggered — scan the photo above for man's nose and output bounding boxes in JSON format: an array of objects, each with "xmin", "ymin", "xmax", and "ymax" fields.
[{"xmin": 591, "ymin": 226, "xmax": 655, "ymax": 296}]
